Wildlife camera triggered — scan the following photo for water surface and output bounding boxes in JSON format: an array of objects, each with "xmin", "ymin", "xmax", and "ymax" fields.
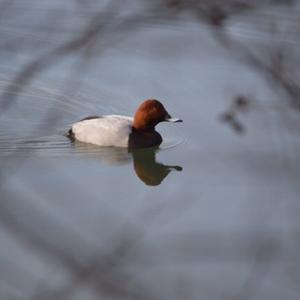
[{"xmin": 1, "ymin": 1, "xmax": 300, "ymax": 300}]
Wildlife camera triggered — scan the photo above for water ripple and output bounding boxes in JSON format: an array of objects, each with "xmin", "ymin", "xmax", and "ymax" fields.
[
  {"xmin": 0, "ymin": 77, "xmax": 183, "ymax": 156},
  {"xmin": 0, "ymin": 133, "xmax": 184, "ymax": 157}
]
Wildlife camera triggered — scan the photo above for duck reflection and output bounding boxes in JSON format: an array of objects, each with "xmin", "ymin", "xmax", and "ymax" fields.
[
  {"xmin": 130, "ymin": 148, "xmax": 182, "ymax": 186},
  {"xmin": 71, "ymin": 141, "xmax": 182, "ymax": 186}
]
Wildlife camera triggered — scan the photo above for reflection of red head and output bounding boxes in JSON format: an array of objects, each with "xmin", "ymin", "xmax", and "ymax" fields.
[
  {"xmin": 133, "ymin": 149, "xmax": 170, "ymax": 186},
  {"xmin": 131, "ymin": 149, "xmax": 182, "ymax": 186}
]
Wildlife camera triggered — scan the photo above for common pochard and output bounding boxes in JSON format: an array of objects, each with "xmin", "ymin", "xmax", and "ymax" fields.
[{"xmin": 67, "ymin": 99, "xmax": 182, "ymax": 148}]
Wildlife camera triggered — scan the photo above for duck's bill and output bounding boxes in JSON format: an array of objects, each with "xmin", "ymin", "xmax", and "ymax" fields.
[{"xmin": 165, "ymin": 118, "xmax": 183, "ymax": 123}]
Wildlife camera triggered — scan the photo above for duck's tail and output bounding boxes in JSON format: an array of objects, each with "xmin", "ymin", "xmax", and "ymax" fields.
[{"xmin": 64, "ymin": 128, "xmax": 75, "ymax": 141}]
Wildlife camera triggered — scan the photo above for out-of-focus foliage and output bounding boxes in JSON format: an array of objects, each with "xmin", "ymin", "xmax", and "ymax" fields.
[{"xmin": 1, "ymin": 1, "xmax": 300, "ymax": 300}]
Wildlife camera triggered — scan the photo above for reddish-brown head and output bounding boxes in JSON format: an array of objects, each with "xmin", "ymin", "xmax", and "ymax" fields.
[{"xmin": 132, "ymin": 99, "xmax": 182, "ymax": 131}]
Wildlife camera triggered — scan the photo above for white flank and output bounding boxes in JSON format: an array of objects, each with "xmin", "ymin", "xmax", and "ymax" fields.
[{"xmin": 72, "ymin": 115, "xmax": 133, "ymax": 147}]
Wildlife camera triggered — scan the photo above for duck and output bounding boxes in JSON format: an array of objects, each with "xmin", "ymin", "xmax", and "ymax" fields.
[{"xmin": 67, "ymin": 99, "xmax": 182, "ymax": 148}]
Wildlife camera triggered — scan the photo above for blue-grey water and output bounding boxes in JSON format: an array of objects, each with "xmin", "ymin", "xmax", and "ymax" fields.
[{"xmin": 1, "ymin": 1, "xmax": 300, "ymax": 300}]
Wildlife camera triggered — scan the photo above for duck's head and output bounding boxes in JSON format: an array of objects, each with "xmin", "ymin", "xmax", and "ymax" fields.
[{"xmin": 132, "ymin": 99, "xmax": 182, "ymax": 131}]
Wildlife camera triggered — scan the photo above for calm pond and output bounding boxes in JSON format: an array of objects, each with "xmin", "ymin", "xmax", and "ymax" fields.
[{"xmin": 1, "ymin": 1, "xmax": 300, "ymax": 300}]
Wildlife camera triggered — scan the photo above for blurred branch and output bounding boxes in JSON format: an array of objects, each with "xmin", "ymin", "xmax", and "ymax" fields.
[
  {"xmin": 216, "ymin": 8, "xmax": 300, "ymax": 132},
  {"xmin": 0, "ymin": 193, "xmax": 151, "ymax": 300},
  {"xmin": 0, "ymin": 1, "xmax": 118, "ymax": 114}
]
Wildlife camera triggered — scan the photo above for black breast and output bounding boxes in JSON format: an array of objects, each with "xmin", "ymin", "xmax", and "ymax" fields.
[{"xmin": 128, "ymin": 130, "xmax": 162, "ymax": 149}]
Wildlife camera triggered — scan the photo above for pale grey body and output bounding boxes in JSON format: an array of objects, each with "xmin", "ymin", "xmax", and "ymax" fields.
[{"xmin": 71, "ymin": 115, "xmax": 133, "ymax": 147}]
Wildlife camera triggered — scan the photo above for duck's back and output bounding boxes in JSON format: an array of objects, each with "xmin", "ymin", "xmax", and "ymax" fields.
[{"xmin": 71, "ymin": 115, "xmax": 133, "ymax": 147}]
